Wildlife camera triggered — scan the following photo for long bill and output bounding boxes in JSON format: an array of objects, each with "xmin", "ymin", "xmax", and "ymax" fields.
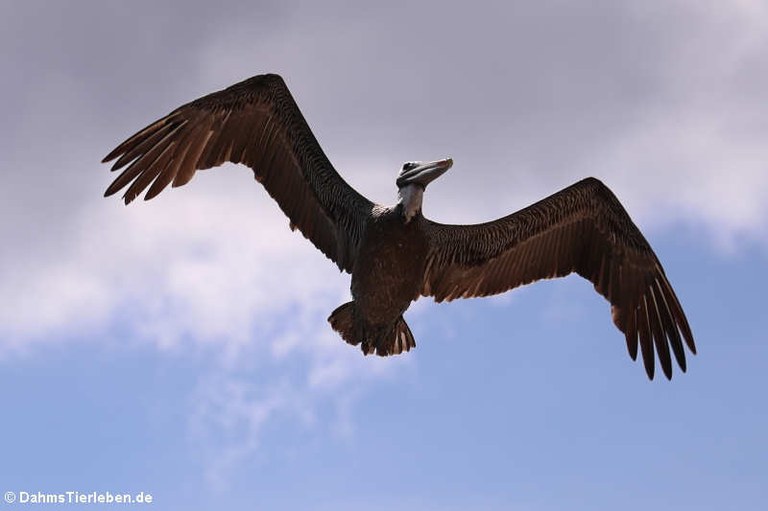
[{"xmin": 396, "ymin": 158, "xmax": 453, "ymax": 188}]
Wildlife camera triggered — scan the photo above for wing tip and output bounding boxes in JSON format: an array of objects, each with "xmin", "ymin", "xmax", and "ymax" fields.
[
  {"xmin": 103, "ymin": 182, "xmax": 121, "ymax": 199},
  {"xmin": 643, "ymin": 360, "xmax": 655, "ymax": 380},
  {"xmin": 103, "ymin": 185, "xmax": 134, "ymax": 205},
  {"xmin": 685, "ymin": 334, "xmax": 697, "ymax": 355}
]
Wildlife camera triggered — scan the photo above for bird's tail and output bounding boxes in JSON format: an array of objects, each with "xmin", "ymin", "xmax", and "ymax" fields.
[{"xmin": 328, "ymin": 302, "xmax": 415, "ymax": 356}]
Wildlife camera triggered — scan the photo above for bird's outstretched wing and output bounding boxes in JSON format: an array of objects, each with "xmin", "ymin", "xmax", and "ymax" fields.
[
  {"xmin": 421, "ymin": 177, "xmax": 695, "ymax": 380},
  {"xmin": 102, "ymin": 74, "xmax": 374, "ymax": 273}
]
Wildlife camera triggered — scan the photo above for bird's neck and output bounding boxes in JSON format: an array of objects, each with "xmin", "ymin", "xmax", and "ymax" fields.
[{"xmin": 398, "ymin": 184, "xmax": 424, "ymax": 223}]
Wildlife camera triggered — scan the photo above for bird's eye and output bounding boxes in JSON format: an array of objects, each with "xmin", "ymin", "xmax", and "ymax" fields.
[{"xmin": 401, "ymin": 162, "xmax": 417, "ymax": 172}]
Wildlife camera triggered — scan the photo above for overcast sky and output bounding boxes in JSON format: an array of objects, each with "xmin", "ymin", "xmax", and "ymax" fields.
[{"xmin": 1, "ymin": 1, "xmax": 766, "ymax": 510}]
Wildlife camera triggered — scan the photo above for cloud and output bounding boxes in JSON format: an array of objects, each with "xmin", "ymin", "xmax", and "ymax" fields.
[
  {"xmin": 189, "ymin": 0, "xmax": 768, "ymax": 243},
  {"xmin": 0, "ymin": 176, "xmax": 332, "ymax": 348},
  {"xmin": 0, "ymin": 155, "xmax": 406, "ymax": 486}
]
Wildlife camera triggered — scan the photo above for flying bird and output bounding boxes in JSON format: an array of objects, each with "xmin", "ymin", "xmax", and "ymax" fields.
[{"xmin": 102, "ymin": 73, "xmax": 696, "ymax": 380}]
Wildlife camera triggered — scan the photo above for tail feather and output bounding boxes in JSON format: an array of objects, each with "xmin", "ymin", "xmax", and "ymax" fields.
[
  {"xmin": 328, "ymin": 302, "xmax": 416, "ymax": 356},
  {"xmin": 389, "ymin": 316, "xmax": 415, "ymax": 356}
]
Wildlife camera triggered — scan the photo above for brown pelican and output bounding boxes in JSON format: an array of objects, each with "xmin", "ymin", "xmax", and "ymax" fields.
[{"xmin": 102, "ymin": 74, "xmax": 696, "ymax": 380}]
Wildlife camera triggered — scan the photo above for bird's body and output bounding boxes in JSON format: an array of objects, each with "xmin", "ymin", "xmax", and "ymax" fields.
[
  {"xmin": 354, "ymin": 206, "xmax": 427, "ymax": 323},
  {"xmin": 102, "ymin": 73, "xmax": 696, "ymax": 380},
  {"xmin": 336, "ymin": 204, "xmax": 430, "ymax": 355}
]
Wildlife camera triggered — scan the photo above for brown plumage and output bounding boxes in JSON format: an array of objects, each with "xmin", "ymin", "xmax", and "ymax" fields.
[{"xmin": 102, "ymin": 73, "xmax": 696, "ymax": 380}]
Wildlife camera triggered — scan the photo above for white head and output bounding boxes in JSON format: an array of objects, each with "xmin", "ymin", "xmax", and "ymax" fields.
[{"xmin": 396, "ymin": 158, "xmax": 453, "ymax": 223}]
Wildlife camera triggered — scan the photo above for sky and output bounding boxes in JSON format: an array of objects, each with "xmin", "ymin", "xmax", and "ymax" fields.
[{"xmin": 1, "ymin": 0, "xmax": 766, "ymax": 509}]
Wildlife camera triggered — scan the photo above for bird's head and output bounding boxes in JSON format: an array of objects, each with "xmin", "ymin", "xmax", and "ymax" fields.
[
  {"xmin": 396, "ymin": 158, "xmax": 453, "ymax": 223},
  {"xmin": 395, "ymin": 158, "xmax": 453, "ymax": 190}
]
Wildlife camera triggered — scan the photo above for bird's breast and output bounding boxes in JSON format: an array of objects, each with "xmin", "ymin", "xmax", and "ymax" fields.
[{"xmin": 351, "ymin": 213, "xmax": 429, "ymax": 323}]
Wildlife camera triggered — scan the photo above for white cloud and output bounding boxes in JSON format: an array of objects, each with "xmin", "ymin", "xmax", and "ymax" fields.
[
  {"xmin": 595, "ymin": 107, "xmax": 768, "ymax": 245},
  {"xmin": 0, "ymin": 172, "xmax": 338, "ymax": 349},
  {"xmin": 0, "ymin": 161, "xmax": 408, "ymax": 485}
]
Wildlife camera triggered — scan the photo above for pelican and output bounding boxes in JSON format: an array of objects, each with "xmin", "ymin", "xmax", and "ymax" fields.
[{"xmin": 102, "ymin": 74, "xmax": 696, "ymax": 380}]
